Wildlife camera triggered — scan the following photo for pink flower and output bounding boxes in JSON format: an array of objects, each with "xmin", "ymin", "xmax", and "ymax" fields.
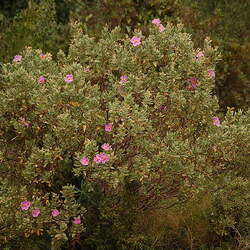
[
  {"xmin": 101, "ymin": 143, "xmax": 111, "ymax": 151},
  {"xmin": 37, "ymin": 76, "xmax": 46, "ymax": 84},
  {"xmin": 20, "ymin": 118, "xmax": 30, "ymax": 127},
  {"xmin": 99, "ymin": 153, "xmax": 110, "ymax": 163},
  {"xmin": 130, "ymin": 36, "xmax": 141, "ymax": 47},
  {"xmin": 51, "ymin": 209, "xmax": 60, "ymax": 217},
  {"xmin": 190, "ymin": 77, "xmax": 197, "ymax": 85},
  {"xmin": 39, "ymin": 53, "xmax": 46, "ymax": 59},
  {"xmin": 64, "ymin": 74, "xmax": 74, "ymax": 83},
  {"xmin": 21, "ymin": 200, "xmax": 31, "ymax": 211},
  {"xmin": 152, "ymin": 18, "xmax": 161, "ymax": 25},
  {"xmin": 93, "ymin": 154, "xmax": 102, "ymax": 164},
  {"xmin": 196, "ymin": 51, "xmax": 204, "ymax": 58},
  {"xmin": 13, "ymin": 55, "xmax": 22, "ymax": 62},
  {"xmin": 119, "ymin": 75, "xmax": 128, "ymax": 83},
  {"xmin": 159, "ymin": 24, "xmax": 166, "ymax": 32},
  {"xmin": 188, "ymin": 77, "xmax": 197, "ymax": 90},
  {"xmin": 208, "ymin": 69, "xmax": 215, "ymax": 78},
  {"xmin": 80, "ymin": 157, "xmax": 89, "ymax": 166},
  {"xmin": 159, "ymin": 105, "xmax": 168, "ymax": 111},
  {"xmin": 212, "ymin": 117, "xmax": 221, "ymax": 127},
  {"xmin": 105, "ymin": 123, "xmax": 113, "ymax": 132},
  {"xmin": 94, "ymin": 153, "xmax": 110, "ymax": 164},
  {"xmin": 32, "ymin": 208, "xmax": 41, "ymax": 217},
  {"xmin": 73, "ymin": 216, "xmax": 81, "ymax": 224}
]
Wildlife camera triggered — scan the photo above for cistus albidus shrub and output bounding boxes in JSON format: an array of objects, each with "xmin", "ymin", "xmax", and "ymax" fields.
[{"xmin": 0, "ymin": 21, "xmax": 249, "ymax": 249}]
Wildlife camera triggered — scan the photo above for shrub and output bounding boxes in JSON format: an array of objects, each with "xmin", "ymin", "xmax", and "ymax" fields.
[
  {"xmin": 209, "ymin": 180, "xmax": 250, "ymax": 249},
  {"xmin": 66, "ymin": 0, "xmax": 250, "ymax": 110},
  {"xmin": 0, "ymin": 21, "xmax": 249, "ymax": 249},
  {"xmin": 0, "ymin": 0, "xmax": 68, "ymax": 63},
  {"xmin": 1, "ymin": 0, "xmax": 249, "ymax": 111},
  {"xmin": 180, "ymin": 0, "xmax": 250, "ymax": 111}
]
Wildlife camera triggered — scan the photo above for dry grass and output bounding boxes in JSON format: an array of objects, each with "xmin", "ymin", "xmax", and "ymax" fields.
[{"xmin": 138, "ymin": 194, "xmax": 214, "ymax": 249}]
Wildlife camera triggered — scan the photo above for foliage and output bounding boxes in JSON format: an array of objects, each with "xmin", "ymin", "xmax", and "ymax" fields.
[
  {"xmin": 215, "ymin": 41, "xmax": 250, "ymax": 110},
  {"xmin": 209, "ymin": 180, "xmax": 250, "ymax": 249},
  {"xmin": 67, "ymin": 0, "xmax": 250, "ymax": 110},
  {"xmin": 1, "ymin": 20, "xmax": 249, "ymax": 249},
  {"xmin": 0, "ymin": 0, "xmax": 68, "ymax": 63},
  {"xmin": 75, "ymin": 0, "xmax": 180, "ymax": 34},
  {"xmin": 180, "ymin": 0, "xmax": 250, "ymax": 110},
  {"xmin": 0, "ymin": 0, "xmax": 27, "ymax": 18},
  {"xmin": 1, "ymin": 0, "xmax": 250, "ymax": 110}
]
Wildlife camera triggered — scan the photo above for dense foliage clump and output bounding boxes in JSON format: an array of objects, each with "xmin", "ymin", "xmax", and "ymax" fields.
[
  {"xmin": 1, "ymin": 20, "xmax": 249, "ymax": 249},
  {"xmin": 1, "ymin": 0, "xmax": 250, "ymax": 110}
]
